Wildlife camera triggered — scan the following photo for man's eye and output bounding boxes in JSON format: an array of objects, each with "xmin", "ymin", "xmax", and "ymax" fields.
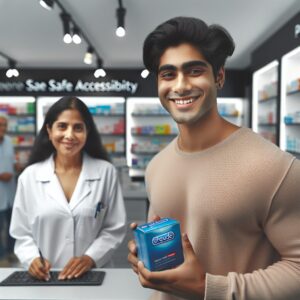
[
  {"xmin": 160, "ymin": 71, "xmax": 175, "ymax": 79},
  {"xmin": 189, "ymin": 68, "xmax": 204, "ymax": 76}
]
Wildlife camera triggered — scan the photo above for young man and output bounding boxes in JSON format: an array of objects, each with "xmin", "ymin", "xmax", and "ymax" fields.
[
  {"xmin": 128, "ymin": 17, "xmax": 300, "ymax": 300},
  {"xmin": 0, "ymin": 113, "xmax": 16, "ymax": 262}
]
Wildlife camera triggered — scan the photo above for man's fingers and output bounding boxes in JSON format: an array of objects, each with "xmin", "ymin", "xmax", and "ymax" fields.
[
  {"xmin": 182, "ymin": 233, "xmax": 196, "ymax": 261},
  {"xmin": 128, "ymin": 239, "xmax": 137, "ymax": 254},
  {"xmin": 130, "ymin": 222, "xmax": 138, "ymax": 230},
  {"xmin": 137, "ymin": 261, "xmax": 174, "ymax": 284},
  {"xmin": 151, "ymin": 215, "xmax": 161, "ymax": 222}
]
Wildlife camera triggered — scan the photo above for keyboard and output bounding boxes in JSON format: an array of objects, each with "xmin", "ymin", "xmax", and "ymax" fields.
[{"xmin": 0, "ymin": 270, "xmax": 105, "ymax": 286}]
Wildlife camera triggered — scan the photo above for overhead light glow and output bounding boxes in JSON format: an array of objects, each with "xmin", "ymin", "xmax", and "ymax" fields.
[
  {"xmin": 141, "ymin": 69, "xmax": 150, "ymax": 78},
  {"xmin": 39, "ymin": 0, "xmax": 54, "ymax": 11}
]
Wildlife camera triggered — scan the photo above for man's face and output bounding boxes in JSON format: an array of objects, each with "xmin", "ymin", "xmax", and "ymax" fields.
[
  {"xmin": 0, "ymin": 116, "xmax": 8, "ymax": 140},
  {"xmin": 157, "ymin": 43, "xmax": 223, "ymax": 125}
]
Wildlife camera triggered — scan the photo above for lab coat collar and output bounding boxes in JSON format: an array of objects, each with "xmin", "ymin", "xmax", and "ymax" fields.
[
  {"xmin": 35, "ymin": 153, "xmax": 101, "ymax": 182},
  {"xmin": 35, "ymin": 153, "xmax": 102, "ymax": 211}
]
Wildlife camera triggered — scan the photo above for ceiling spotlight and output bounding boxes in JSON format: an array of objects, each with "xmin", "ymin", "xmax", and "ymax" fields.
[
  {"xmin": 6, "ymin": 60, "xmax": 19, "ymax": 78},
  {"xmin": 60, "ymin": 13, "xmax": 72, "ymax": 44},
  {"xmin": 94, "ymin": 59, "xmax": 106, "ymax": 78},
  {"xmin": 39, "ymin": 0, "xmax": 54, "ymax": 11},
  {"xmin": 141, "ymin": 69, "xmax": 150, "ymax": 79},
  {"xmin": 116, "ymin": 1, "xmax": 126, "ymax": 37},
  {"xmin": 72, "ymin": 27, "xmax": 82, "ymax": 44},
  {"xmin": 84, "ymin": 46, "xmax": 94, "ymax": 65}
]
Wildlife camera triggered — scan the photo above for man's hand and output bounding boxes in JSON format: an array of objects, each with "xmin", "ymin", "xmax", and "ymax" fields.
[
  {"xmin": 137, "ymin": 233, "xmax": 206, "ymax": 300},
  {"xmin": 29, "ymin": 257, "xmax": 51, "ymax": 281},
  {"xmin": 127, "ymin": 216, "xmax": 161, "ymax": 274},
  {"xmin": 58, "ymin": 255, "xmax": 95, "ymax": 280},
  {"xmin": 0, "ymin": 172, "xmax": 13, "ymax": 182}
]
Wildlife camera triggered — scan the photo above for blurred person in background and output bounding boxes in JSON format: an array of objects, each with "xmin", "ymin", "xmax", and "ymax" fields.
[{"xmin": 0, "ymin": 112, "xmax": 16, "ymax": 265}]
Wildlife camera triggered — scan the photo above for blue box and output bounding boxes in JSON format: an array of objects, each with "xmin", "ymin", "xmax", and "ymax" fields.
[{"xmin": 134, "ymin": 218, "xmax": 184, "ymax": 271}]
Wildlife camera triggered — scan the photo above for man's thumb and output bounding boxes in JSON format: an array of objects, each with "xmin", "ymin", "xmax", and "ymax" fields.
[{"xmin": 182, "ymin": 233, "xmax": 195, "ymax": 259}]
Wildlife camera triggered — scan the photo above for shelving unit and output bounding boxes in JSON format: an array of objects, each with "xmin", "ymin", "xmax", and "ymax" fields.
[
  {"xmin": 0, "ymin": 96, "xmax": 36, "ymax": 167},
  {"xmin": 126, "ymin": 97, "xmax": 246, "ymax": 178},
  {"xmin": 217, "ymin": 97, "xmax": 245, "ymax": 127},
  {"xmin": 126, "ymin": 97, "xmax": 178, "ymax": 178},
  {"xmin": 37, "ymin": 96, "xmax": 126, "ymax": 167},
  {"xmin": 280, "ymin": 46, "xmax": 300, "ymax": 157},
  {"xmin": 252, "ymin": 60, "xmax": 279, "ymax": 144}
]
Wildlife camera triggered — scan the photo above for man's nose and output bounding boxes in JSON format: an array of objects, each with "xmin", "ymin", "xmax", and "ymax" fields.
[{"xmin": 173, "ymin": 73, "xmax": 191, "ymax": 94}]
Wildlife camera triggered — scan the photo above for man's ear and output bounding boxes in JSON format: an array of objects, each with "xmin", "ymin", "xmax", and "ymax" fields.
[{"xmin": 216, "ymin": 67, "xmax": 225, "ymax": 89}]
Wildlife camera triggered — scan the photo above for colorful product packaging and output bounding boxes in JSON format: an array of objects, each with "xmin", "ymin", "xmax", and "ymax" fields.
[{"xmin": 134, "ymin": 218, "xmax": 184, "ymax": 271}]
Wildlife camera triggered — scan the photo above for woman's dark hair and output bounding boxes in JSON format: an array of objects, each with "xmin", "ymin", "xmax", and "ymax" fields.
[
  {"xmin": 143, "ymin": 16, "xmax": 235, "ymax": 77},
  {"xmin": 28, "ymin": 96, "xmax": 110, "ymax": 166}
]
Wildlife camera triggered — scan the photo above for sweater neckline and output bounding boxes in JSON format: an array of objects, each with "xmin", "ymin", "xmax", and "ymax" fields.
[{"xmin": 174, "ymin": 127, "xmax": 247, "ymax": 157}]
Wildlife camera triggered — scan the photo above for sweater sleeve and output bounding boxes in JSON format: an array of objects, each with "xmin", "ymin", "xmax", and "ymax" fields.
[{"xmin": 205, "ymin": 159, "xmax": 300, "ymax": 300}]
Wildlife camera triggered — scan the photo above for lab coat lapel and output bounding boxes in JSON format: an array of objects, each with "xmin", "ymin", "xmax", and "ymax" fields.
[
  {"xmin": 68, "ymin": 153, "xmax": 100, "ymax": 211},
  {"xmin": 36, "ymin": 156, "xmax": 71, "ymax": 212}
]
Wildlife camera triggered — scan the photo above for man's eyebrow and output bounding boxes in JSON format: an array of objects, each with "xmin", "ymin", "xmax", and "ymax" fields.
[
  {"xmin": 182, "ymin": 60, "xmax": 208, "ymax": 69},
  {"xmin": 158, "ymin": 60, "xmax": 208, "ymax": 73},
  {"xmin": 158, "ymin": 64, "xmax": 177, "ymax": 73}
]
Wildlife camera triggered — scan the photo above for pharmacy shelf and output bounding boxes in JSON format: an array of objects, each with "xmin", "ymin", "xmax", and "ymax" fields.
[
  {"xmin": 126, "ymin": 97, "xmax": 246, "ymax": 178},
  {"xmin": 252, "ymin": 60, "xmax": 279, "ymax": 144},
  {"xmin": 258, "ymin": 96, "xmax": 277, "ymax": 103},
  {"xmin": 131, "ymin": 113, "xmax": 169, "ymax": 117},
  {"xmin": 217, "ymin": 98, "xmax": 245, "ymax": 127},
  {"xmin": 132, "ymin": 133, "xmax": 177, "ymax": 137},
  {"xmin": 280, "ymin": 46, "xmax": 300, "ymax": 153},
  {"xmin": 126, "ymin": 97, "xmax": 178, "ymax": 178},
  {"xmin": 0, "ymin": 96, "xmax": 36, "ymax": 167}
]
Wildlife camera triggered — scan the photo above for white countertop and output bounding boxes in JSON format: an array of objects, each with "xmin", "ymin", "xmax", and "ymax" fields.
[{"xmin": 0, "ymin": 268, "xmax": 152, "ymax": 300}]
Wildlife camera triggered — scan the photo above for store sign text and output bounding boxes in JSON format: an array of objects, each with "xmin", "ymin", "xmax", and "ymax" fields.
[{"xmin": 0, "ymin": 79, "xmax": 139, "ymax": 94}]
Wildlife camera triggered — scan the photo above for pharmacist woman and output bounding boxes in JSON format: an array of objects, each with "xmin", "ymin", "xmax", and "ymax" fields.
[{"xmin": 10, "ymin": 96, "xmax": 126, "ymax": 281}]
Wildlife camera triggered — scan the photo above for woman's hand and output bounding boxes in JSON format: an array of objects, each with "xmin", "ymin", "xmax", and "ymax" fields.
[
  {"xmin": 29, "ymin": 257, "xmax": 51, "ymax": 281},
  {"xmin": 58, "ymin": 255, "xmax": 95, "ymax": 280}
]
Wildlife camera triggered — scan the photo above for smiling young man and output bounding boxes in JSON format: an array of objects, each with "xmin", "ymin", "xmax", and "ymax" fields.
[{"xmin": 128, "ymin": 17, "xmax": 300, "ymax": 300}]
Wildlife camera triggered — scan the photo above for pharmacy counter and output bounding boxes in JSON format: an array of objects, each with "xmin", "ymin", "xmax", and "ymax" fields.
[{"xmin": 0, "ymin": 268, "xmax": 152, "ymax": 300}]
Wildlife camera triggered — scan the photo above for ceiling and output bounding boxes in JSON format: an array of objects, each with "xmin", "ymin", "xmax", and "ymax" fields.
[{"xmin": 0, "ymin": 0, "xmax": 299, "ymax": 70}]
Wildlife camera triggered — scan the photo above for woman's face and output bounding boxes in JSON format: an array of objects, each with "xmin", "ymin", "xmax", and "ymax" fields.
[{"xmin": 47, "ymin": 109, "xmax": 88, "ymax": 159}]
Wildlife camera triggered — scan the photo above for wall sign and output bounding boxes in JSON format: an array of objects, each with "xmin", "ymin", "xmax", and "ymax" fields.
[{"xmin": 0, "ymin": 78, "xmax": 138, "ymax": 94}]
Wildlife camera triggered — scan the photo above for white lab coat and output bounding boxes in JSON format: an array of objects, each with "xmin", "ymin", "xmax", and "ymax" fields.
[{"xmin": 9, "ymin": 153, "xmax": 127, "ymax": 269}]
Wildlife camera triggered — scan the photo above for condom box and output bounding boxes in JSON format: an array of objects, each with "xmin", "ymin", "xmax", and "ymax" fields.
[{"xmin": 134, "ymin": 218, "xmax": 184, "ymax": 271}]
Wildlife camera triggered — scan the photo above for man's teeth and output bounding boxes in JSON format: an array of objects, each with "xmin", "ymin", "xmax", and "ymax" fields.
[{"xmin": 174, "ymin": 99, "xmax": 194, "ymax": 105}]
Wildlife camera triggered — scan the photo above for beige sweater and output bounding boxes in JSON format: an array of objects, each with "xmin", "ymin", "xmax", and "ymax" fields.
[{"xmin": 145, "ymin": 127, "xmax": 300, "ymax": 300}]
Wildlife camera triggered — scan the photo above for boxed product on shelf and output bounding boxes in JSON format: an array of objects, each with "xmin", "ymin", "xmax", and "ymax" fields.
[
  {"xmin": 286, "ymin": 136, "xmax": 300, "ymax": 153},
  {"xmin": 258, "ymin": 82, "xmax": 278, "ymax": 100},
  {"xmin": 131, "ymin": 124, "xmax": 178, "ymax": 135},
  {"xmin": 218, "ymin": 103, "xmax": 239, "ymax": 116},
  {"xmin": 0, "ymin": 102, "xmax": 35, "ymax": 115},
  {"xmin": 286, "ymin": 78, "xmax": 300, "ymax": 93},
  {"xmin": 88, "ymin": 103, "xmax": 124, "ymax": 115},
  {"xmin": 131, "ymin": 156, "xmax": 152, "ymax": 169},
  {"xmin": 103, "ymin": 139, "xmax": 124, "ymax": 153},
  {"xmin": 11, "ymin": 135, "xmax": 35, "ymax": 146},
  {"xmin": 284, "ymin": 112, "xmax": 300, "ymax": 124},
  {"xmin": 133, "ymin": 104, "xmax": 168, "ymax": 115}
]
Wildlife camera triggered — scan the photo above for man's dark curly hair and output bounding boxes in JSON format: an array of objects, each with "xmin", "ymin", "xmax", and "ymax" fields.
[{"xmin": 143, "ymin": 17, "xmax": 235, "ymax": 78}]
